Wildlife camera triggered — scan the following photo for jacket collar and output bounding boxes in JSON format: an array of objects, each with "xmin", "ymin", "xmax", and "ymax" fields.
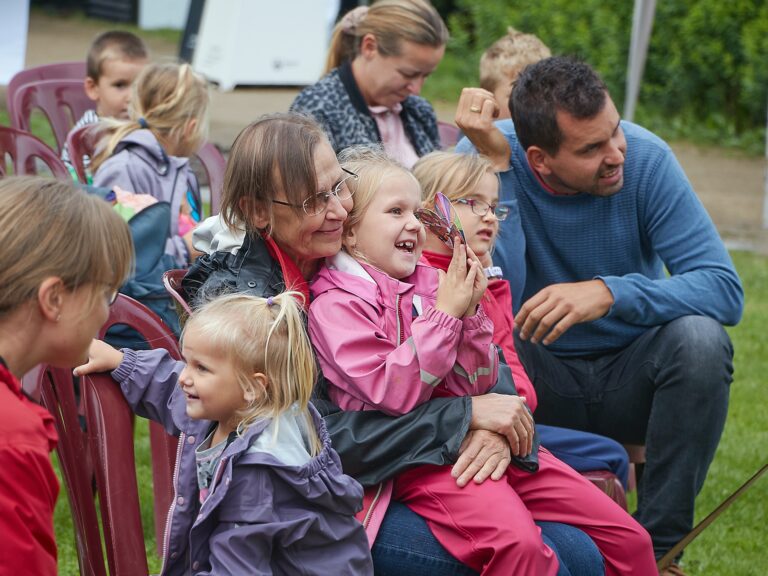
[
  {"xmin": 339, "ymin": 62, "xmax": 371, "ymax": 116},
  {"xmin": 310, "ymin": 251, "xmax": 436, "ymax": 307},
  {"xmin": 0, "ymin": 361, "xmax": 20, "ymax": 397}
]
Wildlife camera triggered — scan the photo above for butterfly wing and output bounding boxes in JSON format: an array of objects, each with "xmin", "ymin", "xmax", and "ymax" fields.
[{"xmin": 416, "ymin": 208, "xmax": 454, "ymax": 248}]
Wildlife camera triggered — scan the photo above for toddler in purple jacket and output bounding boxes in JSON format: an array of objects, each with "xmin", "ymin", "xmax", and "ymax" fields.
[{"xmin": 76, "ymin": 292, "xmax": 373, "ymax": 575}]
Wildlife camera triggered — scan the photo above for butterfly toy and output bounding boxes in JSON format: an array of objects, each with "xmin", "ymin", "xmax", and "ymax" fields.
[{"xmin": 416, "ymin": 192, "xmax": 466, "ymax": 249}]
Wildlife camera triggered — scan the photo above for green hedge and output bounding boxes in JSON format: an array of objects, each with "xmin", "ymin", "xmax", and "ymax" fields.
[{"xmin": 424, "ymin": 0, "xmax": 767, "ymax": 154}]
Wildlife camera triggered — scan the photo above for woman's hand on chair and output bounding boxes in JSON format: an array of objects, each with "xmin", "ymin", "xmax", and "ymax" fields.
[{"xmin": 73, "ymin": 339, "xmax": 124, "ymax": 376}]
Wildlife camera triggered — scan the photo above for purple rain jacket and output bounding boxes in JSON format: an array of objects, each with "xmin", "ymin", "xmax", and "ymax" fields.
[
  {"xmin": 93, "ymin": 129, "xmax": 197, "ymax": 267},
  {"xmin": 112, "ymin": 348, "xmax": 373, "ymax": 576}
]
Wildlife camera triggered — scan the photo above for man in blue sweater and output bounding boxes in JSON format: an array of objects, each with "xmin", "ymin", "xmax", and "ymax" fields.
[{"xmin": 456, "ymin": 57, "xmax": 743, "ymax": 573}]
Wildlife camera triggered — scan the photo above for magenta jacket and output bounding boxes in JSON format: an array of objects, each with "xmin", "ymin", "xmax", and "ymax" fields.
[
  {"xmin": 308, "ymin": 252, "xmax": 498, "ymax": 543},
  {"xmin": 309, "ymin": 251, "xmax": 498, "ymax": 416}
]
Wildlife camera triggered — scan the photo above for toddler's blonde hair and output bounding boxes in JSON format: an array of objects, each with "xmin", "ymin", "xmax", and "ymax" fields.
[
  {"xmin": 479, "ymin": 27, "xmax": 551, "ymax": 93},
  {"xmin": 182, "ymin": 292, "xmax": 321, "ymax": 455},
  {"xmin": 413, "ymin": 151, "xmax": 496, "ymax": 209}
]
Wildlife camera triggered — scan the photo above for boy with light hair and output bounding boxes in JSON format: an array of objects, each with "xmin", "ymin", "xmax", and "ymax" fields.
[{"xmin": 479, "ymin": 27, "xmax": 551, "ymax": 119}]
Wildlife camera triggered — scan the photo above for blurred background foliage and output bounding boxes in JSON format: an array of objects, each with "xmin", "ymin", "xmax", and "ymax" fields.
[{"xmin": 424, "ymin": 0, "xmax": 768, "ymax": 154}]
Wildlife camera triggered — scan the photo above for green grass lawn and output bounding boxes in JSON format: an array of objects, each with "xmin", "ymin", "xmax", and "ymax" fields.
[{"xmin": 49, "ymin": 251, "xmax": 767, "ymax": 575}]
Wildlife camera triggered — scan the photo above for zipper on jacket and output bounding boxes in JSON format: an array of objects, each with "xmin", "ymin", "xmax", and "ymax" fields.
[
  {"xmin": 159, "ymin": 430, "xmax": 186, "ymax": 574},
  {"xmin": 396, "ymin": 294, "xmax": 404, "ymax": 346},
  {"xmin": 362, "ymin": 483, "xmax": 385, "ymax": 530}
]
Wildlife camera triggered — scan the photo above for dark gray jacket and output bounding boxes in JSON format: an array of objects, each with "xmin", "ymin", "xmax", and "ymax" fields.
[
  {"xmin": 290, "ymin": 62, "xmax": 441, "ymax": 156},
  {"xmin": 113, "ymin": 348, "xmax": 373, "ymax": 575},
  {"xmin": 182, "ymin": 223, "xmax": 472, "ymax": 487}
]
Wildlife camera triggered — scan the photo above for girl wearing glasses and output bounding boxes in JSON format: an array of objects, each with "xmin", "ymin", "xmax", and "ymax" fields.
[
  {"xmin": 309, "ymin": 147, "xmax": 657, "ymax": 576},
  {"xmin": 416, "ymin": 149, "xmax": 631, "ymax": 490}
]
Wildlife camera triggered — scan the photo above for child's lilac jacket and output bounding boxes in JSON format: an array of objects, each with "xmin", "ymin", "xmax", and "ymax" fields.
[
  {"xmin": 93, "ymin": 129, "xmax": 195, "ymax": 267},
  {"xmin": 112, "ymin": 348, "xmax": 373, "ymax": 575}
]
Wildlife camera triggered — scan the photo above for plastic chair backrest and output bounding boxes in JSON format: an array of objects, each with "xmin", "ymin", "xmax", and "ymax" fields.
[
  {"xmin": 82, "ymin": 372, "xmax": 151, "ymax": 576},
  {"xmin": 65, "ymin": 123, "xmax": 100, "ymax": 182},
  {"xmin": 6, "ymin": 61, "xmax": 86, "ymax": 119},
  {"xmin": 10, "ymin": 79, "xmax": 95, "ymax": 153},
  {"xmin": 437, "ymin": 120, "xmax": 461, "ymax": 149},
  {"xmin": 0, "ymin": 125, "xmax": 71, "ymax": 178},
  {"xmin": 194, "ymin": 141, "xmax": 226, "ymax": 216},
  {"xmin": 96, "ymin": 293, "xmax": 181, "ymax": 567},
  {"xmin": 28, "ymin": 364, "xmax": 107, "ymax": 576},
  {"xmin": 163, "ymin": 269, "xmax": 193, "ymax": 319}
]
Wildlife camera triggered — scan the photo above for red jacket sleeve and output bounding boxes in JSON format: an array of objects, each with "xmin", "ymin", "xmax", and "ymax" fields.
[
  {"xmin": 486, "ymin": 279, "xmax": 538, "ymax": 411},
  {"xmin": 0, "ymin": 445, "xmax": 59, "ymax": 576}
]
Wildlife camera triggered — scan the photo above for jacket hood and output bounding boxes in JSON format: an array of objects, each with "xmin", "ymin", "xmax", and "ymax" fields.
[
  {"xmin": 114, "ymin": 129, "xmax": 189, "ymax": 177},
  {"xmin": 191, "ymin": 214, "xmax": 246, "ymax": 255},
  {"xmin": 310, "ymin": 251, "xmax": 437, "ymax": 308},
  {"xmin": 232, "ymin": 403, "xmax": 363, "ymax": 516}
]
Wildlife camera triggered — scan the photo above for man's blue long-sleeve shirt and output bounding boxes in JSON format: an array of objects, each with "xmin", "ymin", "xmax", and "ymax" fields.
[{"xmin": 457, "ymin": 120, "xmax": 743, "ymax": 356}]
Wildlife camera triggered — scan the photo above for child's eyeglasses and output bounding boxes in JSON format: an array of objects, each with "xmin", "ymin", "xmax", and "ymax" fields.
[
  {"xmin": 273, "ymin": 168, "xmax": 358, "ymax": 216},
  {"xmin": 454, "ymin": 198, "xmax": 509, "ymax": 221}
]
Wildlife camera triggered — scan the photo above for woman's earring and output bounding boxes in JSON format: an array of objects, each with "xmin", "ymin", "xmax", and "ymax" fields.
[{"xmin": 56, "ymin": 314, "xmax": 61, "ymax": 322}]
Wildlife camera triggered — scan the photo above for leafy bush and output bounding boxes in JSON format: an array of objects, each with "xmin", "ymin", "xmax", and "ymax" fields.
[{"xmin": 424, "ymin": 0, "xmax": 767, "ymax": 153}]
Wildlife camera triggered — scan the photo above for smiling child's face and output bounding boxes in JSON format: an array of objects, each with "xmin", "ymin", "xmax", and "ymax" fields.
[{"xmin": 346, "ymin": 173, "xmax": 426, "ymax": 279}]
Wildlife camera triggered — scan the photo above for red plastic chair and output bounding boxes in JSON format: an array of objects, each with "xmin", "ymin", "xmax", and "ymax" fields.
[
  {"xmin": 25, "ymin": 294, "xmax": 181, "ymax": 574},
  {"xmin": 28, "ymin": 365, "xmax": 106, "ymax": 576},
  {"xmin": 65, "ymin": 123, "xmax": 101, "ymax": 182},
  {"xmin": 194, "ymin": 141, "xmax": 226, "ymax": 216},
  {"xmin": 95, "ymin": 294, "xmax": 181, "ymax": 565},
  {"xmin": 162, "ymin": 269, "xmax": 193, "ymax": 319},
  {"xmin": 581, "ymin": 470, "xmax": 627, "ymax": 510},
  {"xmin": 6, "ymin": 61, "xmax": 86, "ymax": 120},
  {"xmin": 625, "ymin": 444, "xmax": 647, "ymax": 493},
  {"xmin": 10, "ymin": 79, "xmax": 95, "ymax": 153},
  {"xmin": 437, "ymin": 120, "xmax": 461, "ymax": 149},
  {"xmin": 0, "ymin": 125, "xmax": 71, "ymax": 178}
]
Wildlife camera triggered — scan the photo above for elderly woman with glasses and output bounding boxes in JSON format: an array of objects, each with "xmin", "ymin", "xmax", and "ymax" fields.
[{"xmin": 181, "ymin": 114, "xmax": 604, "ymax": 576}]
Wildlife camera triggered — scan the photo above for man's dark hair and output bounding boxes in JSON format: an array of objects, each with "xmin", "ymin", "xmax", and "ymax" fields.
[{"xmin": 510, "ymin": 56, "xmax": 608, "ymax": 155}]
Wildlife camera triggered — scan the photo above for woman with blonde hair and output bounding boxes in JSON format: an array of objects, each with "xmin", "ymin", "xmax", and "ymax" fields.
[
  {"xmin": 291, "ymin": 0, "xmax": 447, "ymax": 168},
  {"xmin": 0, "ymin": 177, "xmax": 133, "ymax": 576}
]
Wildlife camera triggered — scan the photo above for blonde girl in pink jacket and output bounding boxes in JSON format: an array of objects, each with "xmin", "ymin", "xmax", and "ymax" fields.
[{"xmin": 308, "ymin": 146, "xmax": 657, "ymax": 576}]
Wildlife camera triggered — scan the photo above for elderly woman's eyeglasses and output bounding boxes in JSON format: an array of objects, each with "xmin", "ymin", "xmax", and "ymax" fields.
[
  {"xmin": 273, "ymin": 168, "xmax": 358, "ymax": 216},
  {"xmin": 454, "ymin": 198, "xmax": 509, "ymax": 221}
]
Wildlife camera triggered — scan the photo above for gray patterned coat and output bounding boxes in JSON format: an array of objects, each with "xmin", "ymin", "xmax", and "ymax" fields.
[{"xmin": 290, "ymin": 62, "xmax": 441, "ymax": 156}]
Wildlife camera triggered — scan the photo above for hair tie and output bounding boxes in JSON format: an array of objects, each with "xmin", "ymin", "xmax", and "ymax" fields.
[
  {"xmin": 137, "ymin": 117, "xmax": 149, "ymax": 129},
  {"xmin": 341, "ymin": 6, "xmax": 368, "ymax": 35},
  {"xmin": 266, "ymin": 296, "xmax": 274, "ymax": 307}
]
